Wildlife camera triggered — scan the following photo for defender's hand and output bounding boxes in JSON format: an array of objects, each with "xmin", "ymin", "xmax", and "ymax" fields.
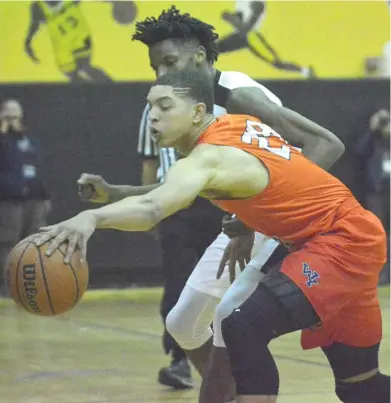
[
  {"xmin": 217, "ymin": 232, "xmax": 255, "ymax": 283},
  {"xmin": 35, "ymin": 211, "xmax": 97, "ymax": 263},
  {"xmin": 77, "ymin": 173, "xmax": 111, "ymax": 203}
]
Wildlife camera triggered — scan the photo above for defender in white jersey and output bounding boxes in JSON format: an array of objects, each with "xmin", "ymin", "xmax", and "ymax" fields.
[{"xmin": 80, "ymin": 6, "xmax": 322, "ymax": 400}]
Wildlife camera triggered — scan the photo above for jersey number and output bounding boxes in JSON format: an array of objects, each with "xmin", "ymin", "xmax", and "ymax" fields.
[
  {"xmin": 58, "ymin": 16, "xmax": 79, "ymax": 35},
  {"xmin": 241, "ymin": 120, "xmax": 292, "ymax": 160}
]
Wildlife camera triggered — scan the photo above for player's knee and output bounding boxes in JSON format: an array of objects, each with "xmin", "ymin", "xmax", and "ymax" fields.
[
  {"xmin": 221, "ymin": 308, "xmax": 279, "ymax": 395},
  {"xmin": 165, "ymin": 306, "xmax": 188, "ymax": 344},
  {"xmin": 166, "ymin": 303, "xmax": 213, "ymax": 350},
  {"xmin": 335, "ymin": 372, "xmax": 390, "ymax": 403},
  {"xmin": 221, "ymin": 296, "xmax": 275, "ymax": 350}
]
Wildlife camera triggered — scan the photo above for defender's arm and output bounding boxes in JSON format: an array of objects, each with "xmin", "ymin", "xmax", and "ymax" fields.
[{"xmin": 227, "ymin": 87, "xmax": 345, "ymax": 170}]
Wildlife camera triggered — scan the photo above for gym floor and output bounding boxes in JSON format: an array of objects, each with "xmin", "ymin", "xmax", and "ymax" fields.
[{"xmin": 1, "ymin": 287, "xmax": 389, "ymax": 403}]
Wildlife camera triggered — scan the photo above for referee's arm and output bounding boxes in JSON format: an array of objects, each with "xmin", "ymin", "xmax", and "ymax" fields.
[{"xmin": 137, "ymin": 104, "xmax": 159, "ymax": 185}]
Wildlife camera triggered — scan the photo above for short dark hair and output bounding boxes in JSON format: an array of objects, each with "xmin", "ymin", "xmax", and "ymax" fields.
[
  {"xmin": 156, "ymin": 70, "xmax": 214, "ymax": 114},
  {"xmin": 132, "ymin": 5, "xmax": 219, "ymax": 63}
]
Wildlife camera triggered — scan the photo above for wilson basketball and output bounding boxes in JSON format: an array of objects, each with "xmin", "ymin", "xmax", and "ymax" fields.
[{"xmin": 4, "ymin": 234, "xmax": 89, "ymax": 316}]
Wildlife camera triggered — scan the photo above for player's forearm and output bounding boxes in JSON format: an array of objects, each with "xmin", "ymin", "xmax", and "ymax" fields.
[
  {"xmin": 25, "ymin": 22, "xmax": 40, "ymax": 45},
  {"xmin": 91, "ymin": 195, "xmax": 159, "ymax": 231},
  {"xmin": 108, "ymin": 183, "xmax": 161, "ymax": 202},
  {"xmin": 274, "ymin": 107, "xmax": 345, "ymax": 170}
]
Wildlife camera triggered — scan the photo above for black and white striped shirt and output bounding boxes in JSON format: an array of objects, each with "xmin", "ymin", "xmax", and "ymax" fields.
[{"xmin": 137, "ymin": 70, "xmax": 282, "ymax": 183}]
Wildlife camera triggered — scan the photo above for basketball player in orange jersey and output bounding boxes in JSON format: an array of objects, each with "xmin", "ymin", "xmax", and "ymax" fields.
[{"xmin": 36, "ymin": 69, "xmax": 389, "ymax": 403}]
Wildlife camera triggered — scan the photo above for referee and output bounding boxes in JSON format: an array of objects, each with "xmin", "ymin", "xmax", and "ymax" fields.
[{"xmin": 138, "ymin": 105, "xmax": 224, "ymax": 389}]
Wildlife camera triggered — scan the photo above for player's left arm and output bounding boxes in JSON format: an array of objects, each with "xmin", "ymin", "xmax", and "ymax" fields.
[
  {"xmin": 25, "ymin": 2, "xmax": 44, "ymax": 44},
  {"xmin": 92, "ymin": 146, "xmax": 216, "ymax": 231},
  {"xmin": 36, "ymin": 145, "xmax": 218, "ymax": 262},
  {"xmin": 227, "ymin": 87, "xmax": 345, "ymax": 170}
]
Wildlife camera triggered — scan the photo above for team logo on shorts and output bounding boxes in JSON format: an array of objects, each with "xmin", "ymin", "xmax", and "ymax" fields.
[{"xmin": 302, "ymin": 262, "xmax": 320, "ymax": 287}]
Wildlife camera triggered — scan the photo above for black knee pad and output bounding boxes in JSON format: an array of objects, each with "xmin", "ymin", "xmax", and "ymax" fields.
[
  {"xmin": 221, "ymin": 308, "xmax": 279, "ymax": 395},
  {"xmin": 336, "ymin": 373, "xmax": 390, "ymax": 403},
  {"xmin": 220, "ymin": 271, "xmax": 319, "ymax": 396}
]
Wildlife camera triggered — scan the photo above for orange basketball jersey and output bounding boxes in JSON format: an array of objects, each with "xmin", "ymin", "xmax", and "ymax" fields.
[{"xmin": 196, "ymin": 114, "xmax": 358, "ymax": 247}]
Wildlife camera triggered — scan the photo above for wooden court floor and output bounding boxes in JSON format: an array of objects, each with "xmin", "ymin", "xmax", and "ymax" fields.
[{"xmin": 0, "ymin": 287, "xmax": 389, "ymax": 403}]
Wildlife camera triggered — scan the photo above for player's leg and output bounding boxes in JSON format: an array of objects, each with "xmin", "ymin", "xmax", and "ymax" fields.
[
  {"xmin": 160, "ymin": 198, "xmax": 222, "ymax": 388},
  {"xmin": 168, "ymin": 198, "xmax": 225, "ymax": 373},
  {"xmin": 322, "ymin": 343, "xmax": 390, "ymax": 403},
  {"xmin": 246, "ymin": 31, "xmax": 315, "ymax": 77},
  {"xmin": 75, "ymin": 38, "xmax": 112, "ymax": 82},
  {"xmin": 198, "ymin": 262, "xmax": 268, "ymax": 403},
  {"xmin": 166, "ymin": 231, "xmax": 232, "ymax": 391},
  {"xmin": 158, "ymin": 212, "xmax": 197, "ymax": 389},
  {"xmin": 217, "ymin": 32, "xmax": 248, "ymax": 53},
  {"xmin": 220, "ymin": 271, "xmax": 320, "ymax": 403},
  {"xmin": 315, "ymin": 283, "xmax": 389, "ymax": 403},
  {"xmin": 166, "ymin": 284, "xmax": 220, "ymax": 375},
  {"xmin": 216, "ymin": 269, "xmax": 320, "ymax": 403},
  {"xmin": 54, "ymin": 49, "xmax": 85, "ymax": 82}
]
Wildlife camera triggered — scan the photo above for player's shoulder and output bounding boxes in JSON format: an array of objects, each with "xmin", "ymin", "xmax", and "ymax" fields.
[
  {"xmin": 219, "ymin": 70, "xmax": 282, "ymax": 106},
  {"xmin": 187, "ymin": 143, "xmax": 221, "ymax": 168},
  {"xmin": 217, "ymin": 114, "xmax": 259, "ymax": 128}
]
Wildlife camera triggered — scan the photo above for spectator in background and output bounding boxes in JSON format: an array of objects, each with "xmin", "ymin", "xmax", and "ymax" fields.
[
  {"xmin": 354, "ymin": 109, "xmax": 390, "ymax": 284},
  {"xmin": 0, "ymin": 100, "xmax": 50, "ymax": 292}
]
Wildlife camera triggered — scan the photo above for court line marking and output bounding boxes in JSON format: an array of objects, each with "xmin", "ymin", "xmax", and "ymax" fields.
[{"xmin": 64, "ymin": 318, "xmax": 330, "ymax": 368}]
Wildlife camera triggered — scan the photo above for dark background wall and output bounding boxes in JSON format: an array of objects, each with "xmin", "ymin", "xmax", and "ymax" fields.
[{"xmin": 0, "ymin": 79, "xmax": 389, "ymax": 286}]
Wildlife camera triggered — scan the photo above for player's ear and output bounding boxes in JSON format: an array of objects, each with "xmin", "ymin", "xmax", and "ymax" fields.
[
  {"xmin": 194, "ymin": 47, "xmax": 206, "ymax": 66},
  {"xmin": 192, "ymin": 103, "xmax": 206, "ymax": 124}
]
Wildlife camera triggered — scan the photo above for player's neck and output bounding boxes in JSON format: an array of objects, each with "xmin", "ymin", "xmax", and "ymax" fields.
[{"xmin": 175, "ymin": 115, "xmax": 215, "ymax": 156}]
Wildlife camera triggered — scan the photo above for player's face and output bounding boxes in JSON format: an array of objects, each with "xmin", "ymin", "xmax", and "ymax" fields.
[
  {"xmin": 147, "ymin": 85, "xmax": 203, "ymax": 147},
  {"xmin": 149, "ymin": 39, "xmax": 207, "ymax": 78}
]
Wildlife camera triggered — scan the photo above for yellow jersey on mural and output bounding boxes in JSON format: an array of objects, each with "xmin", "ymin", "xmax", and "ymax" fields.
[
  {"xmin": 0, "ymin": 1, "xmax": 389, "ymax": 82},
  {"xmin": 24, "ymin": 0, "xmax": 118, "ymax": 81},
  {"xmin": 38, "ymin": 0, "xmax": 90, "ymax": 55}
]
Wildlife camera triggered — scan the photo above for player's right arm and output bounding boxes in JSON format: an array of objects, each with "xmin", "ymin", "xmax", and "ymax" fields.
[
  {"xmin": 24, "ymin": 2, "xmax": 44, "ymax": 63},
  {"xmin": 227, "ymin": 87, "xmax": 345, "ymax": 170}
]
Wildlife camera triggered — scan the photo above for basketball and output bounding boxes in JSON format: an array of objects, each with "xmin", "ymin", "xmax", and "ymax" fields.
[{"xmin": 4, "ymin": 234, "xmax": 89, "ymax": 316}]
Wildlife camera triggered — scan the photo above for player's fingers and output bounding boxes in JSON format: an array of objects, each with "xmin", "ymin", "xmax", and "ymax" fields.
[
  {"xmin": 35, "ymin": 227, "xmax": 57, "ymax": 246},
  {"xmin": 39, "ymin": 225, "xmax": 54, "ymax": 232},
  {"xmin": 78, "ymin": 173, "xmax": 101, "ymax": 184},
  {"xmin": 238, "ymin": 258, "xmax": 246, "ymax": 271},
  {"xmin": 79, "ymin": 236, "xmax": 87, "ymax": 264},
  {"xmin": 64, "ymin": 234, "xmax": 78, "ymax": 264},
  {"xmin": 229, "ymin": 257, "xmax": 236, "ymax": 284},
  {"xmin": 217, "ymin": 247, "xmax": 230, "ymax": 279},
  {"xmin": 45, "ymin": 231, "xmax": 70, "ymax": 257}
]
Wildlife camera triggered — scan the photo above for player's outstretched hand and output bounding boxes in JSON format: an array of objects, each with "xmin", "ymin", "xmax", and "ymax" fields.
[
  {"xmin": 34, "ymin": 211, "xmax": 97, "ymax": 264},
  {"xmin": 77, "ymin": 173, "xmax": 111, "ymax": 203},
  {"xmin": 217, "ymin": 232, "xmax": 255, "ymax": 283}
]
